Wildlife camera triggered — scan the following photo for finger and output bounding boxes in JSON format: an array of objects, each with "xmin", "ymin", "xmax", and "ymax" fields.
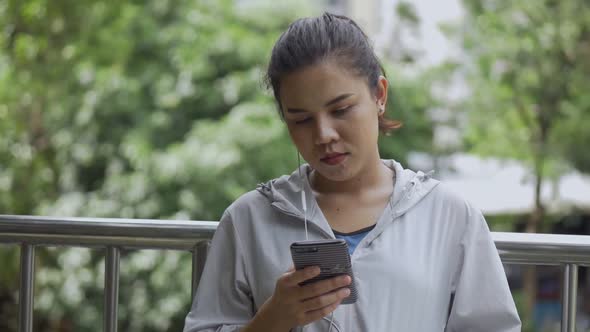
[
  {"xmin": 302, "ymin": 287, "xmax": 350, "ymax": 312},
  {"xmin": 283, "ymin": 266, "xmax": 320, "ymax": 287},
  {"xmin": 299, "ymin": 274, "xmax": 351, "ymax": 300}
]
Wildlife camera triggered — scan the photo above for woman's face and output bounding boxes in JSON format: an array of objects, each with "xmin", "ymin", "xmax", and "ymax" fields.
[{"xmin": 279, "ymin": 60, "xmax": 387, "ymax": 182}]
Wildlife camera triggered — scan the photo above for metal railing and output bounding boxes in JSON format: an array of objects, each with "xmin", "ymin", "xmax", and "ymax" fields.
[{"xmin": 1, "ymin": 215, "xmax": 589, "ymax": 332}]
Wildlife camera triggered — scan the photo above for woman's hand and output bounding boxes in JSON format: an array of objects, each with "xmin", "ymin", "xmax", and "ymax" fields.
[{"xmin": 243, "ymin": 266, "xmax": 351, "ymax": 332}]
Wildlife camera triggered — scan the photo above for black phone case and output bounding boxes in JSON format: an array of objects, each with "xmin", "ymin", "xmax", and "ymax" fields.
[{"xmin": 290, "ymin": 239, "xmax": 358, "ymax": 304}]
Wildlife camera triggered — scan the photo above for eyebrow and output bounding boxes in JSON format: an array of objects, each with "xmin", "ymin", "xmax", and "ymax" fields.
[{"xmin": 286, "ymin": 93, "xmax": 354, "ymax": 114}]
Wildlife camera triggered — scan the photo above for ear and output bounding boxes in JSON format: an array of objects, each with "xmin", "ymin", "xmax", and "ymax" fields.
[{"xmin": 375, "ymin": 75, "xmax": 388, "ymax": 114}]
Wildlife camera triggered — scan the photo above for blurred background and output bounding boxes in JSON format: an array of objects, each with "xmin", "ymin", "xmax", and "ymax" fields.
[{"xmin": 0, "ymin": 0, "xmax": 589, "ymax": 331}]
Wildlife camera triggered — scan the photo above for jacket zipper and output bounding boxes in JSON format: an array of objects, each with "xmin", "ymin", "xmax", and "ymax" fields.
[{"xmin": 270, "ymin": 203, "xmax": 334, "ymax": 240}]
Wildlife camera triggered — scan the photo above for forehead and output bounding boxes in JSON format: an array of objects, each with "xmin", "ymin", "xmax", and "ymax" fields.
[{"xmin": 279, "ymin": 60, "xmax": 370, "ymax": 109}]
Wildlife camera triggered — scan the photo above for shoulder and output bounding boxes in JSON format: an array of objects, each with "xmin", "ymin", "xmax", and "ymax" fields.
[
  {"xmin": 223, "ymin": 189, "xmax": 272, "ymax": 220},
  {"xmin": 214, "ymin": 189, "xmax": 274, "ymax": 245},
  {"xmin": 428, "ymin": 182, "xmax": 483, "ymax": 217},
  {"xmin": 423, "ymin": 182, "xmax": 488, "ymax": 238}
]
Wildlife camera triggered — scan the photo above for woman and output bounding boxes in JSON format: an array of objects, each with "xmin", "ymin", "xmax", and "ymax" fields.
[{"xmin": 184, "ymin": 13, "xmax": 521, "ymax": 332}]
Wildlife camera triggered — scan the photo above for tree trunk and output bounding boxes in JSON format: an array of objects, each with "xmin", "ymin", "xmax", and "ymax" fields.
[
  {"xmin": 524, "ymin": 168, "xmax": 544, "ymax": 321},
  {"xmin": 524, "ymin": 108, "xmax": 548, "ymax": 320}
]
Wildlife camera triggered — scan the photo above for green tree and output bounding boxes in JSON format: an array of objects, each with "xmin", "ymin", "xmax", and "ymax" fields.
[
  {"xmin": 379, "ymin": 2, "xmax": 436, "ymax": 164},
  {"xmin": 456, "ymin": 0, "xmax": 590, "ymax": 321}
]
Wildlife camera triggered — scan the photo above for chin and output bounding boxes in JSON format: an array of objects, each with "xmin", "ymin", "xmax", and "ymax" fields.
[{"xmin": 314, "ymin": 163, "xmax": 357, "ymax": 182}]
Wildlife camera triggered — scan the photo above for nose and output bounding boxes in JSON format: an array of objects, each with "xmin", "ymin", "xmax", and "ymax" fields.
[{"xmin": 313, "ymin": 116, "xmax": 339, "ymax": 145}]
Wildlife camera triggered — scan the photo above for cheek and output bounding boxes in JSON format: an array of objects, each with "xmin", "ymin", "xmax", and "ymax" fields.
[
  {"xmin": 287, "ymin": 126, "xmax": 310, "ymax": 149},
  {"xmin": 350, "ymin": 110, "xmax": 379, "ymax": 138}
]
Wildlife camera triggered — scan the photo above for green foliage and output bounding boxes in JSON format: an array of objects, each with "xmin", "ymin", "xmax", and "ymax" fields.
[
  {"xmin": 553, "ymin": 102, "xmax": 590, "ymax": 173},
  {"xmin": 379, "ymin": 66, "xmax": 435, "ymax": 165},
  {"xmin": 458, "ymin": 0, "xmax": 590, "ymax": 176},
  {"xmin": 0, "ymin": 0, "xmax": 309, "ymax": 218}
]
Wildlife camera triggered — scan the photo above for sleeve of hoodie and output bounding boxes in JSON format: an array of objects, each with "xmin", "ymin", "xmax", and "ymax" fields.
[
  {"xmin": 183, "ymin": 209, "xmax": 253, "ymax": 332},
  {"xmin": 446, "ymin": 204, "xmax": 522, "ymax": 332}
]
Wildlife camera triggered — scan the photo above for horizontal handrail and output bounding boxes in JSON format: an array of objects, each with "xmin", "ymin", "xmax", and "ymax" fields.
[
  {"xmin": 493, "ymin": 231, "xmax": 590, "ymax": 266},
  {"xmin": 1, "ymin": 215, "xmax": 590, "ymax": 265},
  {"xmin": 0, "ymin": 215, "xmax": 217, "ymax": 250}
]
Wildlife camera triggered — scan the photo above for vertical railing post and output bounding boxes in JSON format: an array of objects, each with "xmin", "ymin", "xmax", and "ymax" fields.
[
  {"xmin": 18, "ymin": 243, "xmax": 35, "ymax": 332},
  {"xmin": 561, "ymin": 264, "xmax": 578, "ymax": 332},
  {"xmin": 104, "ymin": 246, "xmax": 120, "ymax": 332},
  {"xmin": 191, "ymin": 241, "xmax": 211, "ymax": 301}
]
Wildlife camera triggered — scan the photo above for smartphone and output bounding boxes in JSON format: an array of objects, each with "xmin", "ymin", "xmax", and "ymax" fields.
[{"xmin": 290, "ymin": 239, "xmax": 358, "ymax": 304}]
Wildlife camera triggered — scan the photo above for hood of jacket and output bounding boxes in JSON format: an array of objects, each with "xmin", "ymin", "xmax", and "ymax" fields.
[{"xmin": 256, "ymin": 159, "xmax": 440, "ymax": 241}]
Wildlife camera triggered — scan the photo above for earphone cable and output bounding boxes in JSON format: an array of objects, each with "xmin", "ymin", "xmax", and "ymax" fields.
[{"xmin": 297, "ymin": 153, "xmax": 308, "ymax": 240}]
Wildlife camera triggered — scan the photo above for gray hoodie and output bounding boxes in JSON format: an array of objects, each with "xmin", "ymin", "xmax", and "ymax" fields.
[{"xmin": 184, "ymin": 160, "xmax": 521, "ymax": 331}]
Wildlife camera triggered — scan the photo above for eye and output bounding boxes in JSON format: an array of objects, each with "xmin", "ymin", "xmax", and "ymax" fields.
[
  {"xmin": 294, "ymin": 117, "xmax": 312, "ymax": 125},
  {"xmin": 333, "ymin": 105, "xmax": 352, "ymax": 116}
]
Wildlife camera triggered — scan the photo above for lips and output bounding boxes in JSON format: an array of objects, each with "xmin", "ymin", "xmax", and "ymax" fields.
[{"xmin": 320, "ymin": 153, "xmax": 349, "ymax": 166}]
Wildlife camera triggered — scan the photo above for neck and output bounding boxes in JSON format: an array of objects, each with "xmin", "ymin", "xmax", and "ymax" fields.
[{"xmin": 310, "ymin": 156, "xmax": 393, "ymax": 195}]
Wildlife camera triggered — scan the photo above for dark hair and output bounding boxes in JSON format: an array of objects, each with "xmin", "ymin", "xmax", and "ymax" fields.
[{"xmin": 265, "ymin": 12, "xmax": 401, "ymax": 134}]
